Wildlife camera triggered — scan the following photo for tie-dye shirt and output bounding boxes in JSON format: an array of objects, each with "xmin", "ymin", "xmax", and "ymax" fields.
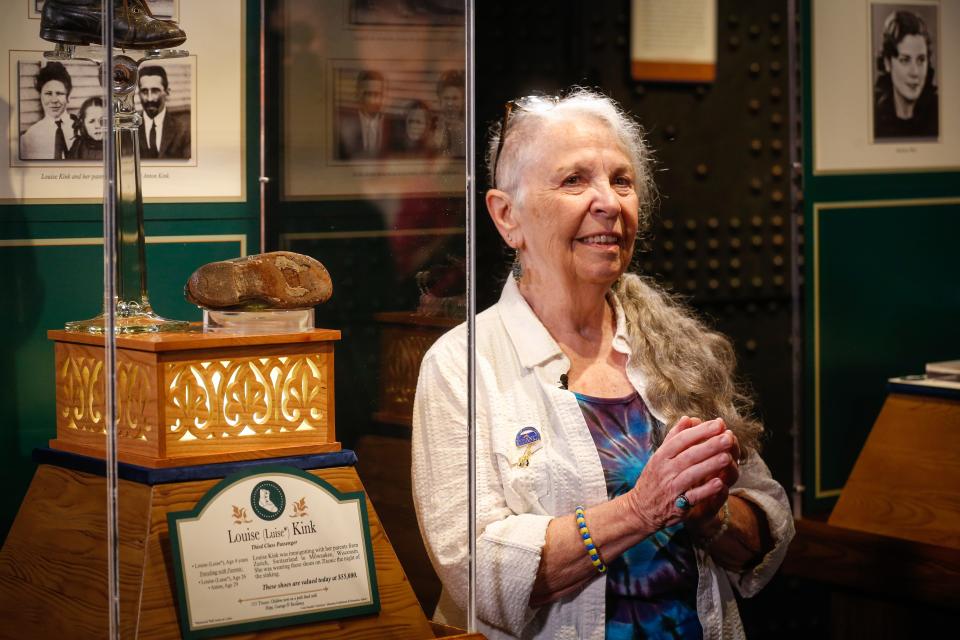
[{"xmin": 574, "ymin": 391, "xmax": 702, "ymax": 640}]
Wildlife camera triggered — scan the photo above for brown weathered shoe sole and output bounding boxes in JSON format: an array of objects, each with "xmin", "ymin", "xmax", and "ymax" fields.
[{"xmin": 185, "ymin": 251, "xmax": 333, "ymax": 310}]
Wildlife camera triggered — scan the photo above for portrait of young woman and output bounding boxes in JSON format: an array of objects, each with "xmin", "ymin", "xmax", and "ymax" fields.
[{"xmin": 872, "ymin": 4, "xmax": 940, "ymax": 141}]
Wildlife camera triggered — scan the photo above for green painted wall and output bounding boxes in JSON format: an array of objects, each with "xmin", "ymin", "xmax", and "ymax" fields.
[{"xmin": 801, "ymin": 1, "xmax": 960, "ymax": 512}]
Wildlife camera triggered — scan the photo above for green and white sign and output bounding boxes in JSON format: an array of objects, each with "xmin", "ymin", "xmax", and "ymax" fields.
[{"xmin": 167, "ymin": 465, "xmax": 380, "ymax": 639}]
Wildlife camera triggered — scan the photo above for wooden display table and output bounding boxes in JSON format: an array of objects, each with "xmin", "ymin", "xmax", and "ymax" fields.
[
  {"xmin": 828, "ymin": 386, "xmax": 960, "ymax": 548},
  {"xmin": 783, "ymin": 516, "xmax": 960, "ymax": 610},
  {"xmin": 781, "ymin": 383, "xmax": 960, "ymax": 637}
]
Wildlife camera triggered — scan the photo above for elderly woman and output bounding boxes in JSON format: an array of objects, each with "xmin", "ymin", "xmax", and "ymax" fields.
[
  {"xmin": 412, "ymin": 89, "xmax": 793, "ymax": 640},
  {"xmin": 874, "ymin": 10, "xmax": 939, "ymax": 139},
  {"xmin": 21, "ymin": 61, "xmax": 76, "ymax": 160}
]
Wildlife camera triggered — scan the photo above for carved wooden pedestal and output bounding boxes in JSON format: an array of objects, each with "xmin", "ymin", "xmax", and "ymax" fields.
[
  {"xmin": 364, "ymin": 313, "xmax": 459, "ymax": 616},
  {"xmin": 48, "ymin": 329, "xmax": 342, "ymax": 467},
  {"xmin": 0, "ymin": 452, "xmax": 440, "ymax": 639},
  {"xmin": 372, "ymin": 312, "xmax": 458, "ymax": 427}
]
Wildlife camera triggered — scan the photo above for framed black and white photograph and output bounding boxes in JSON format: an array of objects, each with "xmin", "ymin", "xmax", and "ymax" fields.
[
  {"xmin": 347, "ymin": 0, "xmax": 463, "ymax": 27},
  {"xmin": 812, "ymin": 0, "xmax": 959, "ymax": 174},
  {"xmin": 282, "ymin": 0, "xmax": 465, "ymax": 199},
  {"xmin": 30, "ymin": 0, "xmax": 177, "ymax": 21},
  {"xmin": 870, "ymin": 3, "xmax": 939, "ymax": 142},
  {"xmin": 333, "ymin": 66, "xmax": 464, "ymax": 162},
  {"xmin": 15, "ymin": 57, "xmax": 101, "ymax": 163},
  {"xmin": 12, "ymin": 55, "xmax": 195, "ymax": 166},
  {"xmin": 3, "ymin": 0, "xmax": 243, "ymax": 203}
]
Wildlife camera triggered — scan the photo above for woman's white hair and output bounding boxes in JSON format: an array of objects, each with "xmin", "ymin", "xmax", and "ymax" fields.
[
  {"xmin": 486, "ymin": 87, "xmax": 657, "ymax": 230},
  {"xmin": 486, "ymin": 87, "xmax": 763, "ymax": 454},
  {"xmin": 616, "ymin": 274, "xmax": 763, "ymax": 454}
]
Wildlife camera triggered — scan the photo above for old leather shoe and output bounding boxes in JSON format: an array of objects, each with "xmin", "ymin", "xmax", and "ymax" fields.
[
  {"xmin": 40, "ymin": 0, "xmax": 187, "ymax": 50},
  {"xmin": 185, "ymin": 252, "xmax": 334, "ymax": 311}
]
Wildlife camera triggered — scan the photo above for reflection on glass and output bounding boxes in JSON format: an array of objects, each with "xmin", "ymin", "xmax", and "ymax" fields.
[{"xmin": 273, "ymin": 0, "xmax": 468, "ymax": 628}]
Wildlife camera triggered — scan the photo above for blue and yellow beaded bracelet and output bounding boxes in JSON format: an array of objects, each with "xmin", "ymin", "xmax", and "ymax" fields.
[{"xmin": 574, "ymin": 506, "xmax": 607, "ymax": 574}]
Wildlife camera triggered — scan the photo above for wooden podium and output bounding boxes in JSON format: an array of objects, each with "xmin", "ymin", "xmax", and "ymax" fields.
[
  {"xmin": 781, "ymin": 381, "xmax": 960, "ymax": 637},
  {"xmin": 828, "ymin": 384, "xmax": 960, "ymax": 548},
  {"xmin": 0, "ymin": 329, "xmax": 481, "ymax": 639}
]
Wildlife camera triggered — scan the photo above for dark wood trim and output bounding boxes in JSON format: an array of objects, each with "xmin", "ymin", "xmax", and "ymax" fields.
[{"xmin": 782, "ymin": 518, "xmax": 960, "ymax": 610}]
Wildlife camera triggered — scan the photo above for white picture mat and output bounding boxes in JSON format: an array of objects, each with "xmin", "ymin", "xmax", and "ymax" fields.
[
  {"xmin": 812, "ymin": 0, "xmax": 960, "ymax": 173},
  {"xmin": 1, "ymin": 0, "xmax": 244, "ymax": 202},
  {"xmin": 630, "ymin": 0, "xmax": 717, "ymax": 64}
]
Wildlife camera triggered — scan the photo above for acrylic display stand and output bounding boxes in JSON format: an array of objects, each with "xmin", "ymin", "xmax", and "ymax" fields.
[
  {"xmin": 50, "ymin": 43, "xmax": 189, "ymax": 334},
  {"xmin": 203, "ymin": 308, "xmax": 316, "ymax": 334}
]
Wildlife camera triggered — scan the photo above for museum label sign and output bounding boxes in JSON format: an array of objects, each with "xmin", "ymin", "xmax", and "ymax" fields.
[{"xmin": 168, "ymin": 465, "xmax": 380, "ymax": 638}]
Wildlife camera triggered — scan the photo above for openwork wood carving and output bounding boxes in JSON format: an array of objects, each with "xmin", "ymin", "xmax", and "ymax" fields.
[
  {"xmin": 117, "ymin": 359, "xmax": 153, "ymax": 440},
  {"xmin": 379, "ymin": 331, "xmax": 437, "ymax": 419},
  {"xmin": 58, "ymin": 347, "xmax": 154, "ymax": 441},
  {"xmin": 51, "ymin": 331, "xmax": 338, "ymax": 464},
  {"xmin": 59, "ymin": 351, "xmax": 104, "ymax": 432},
  {"xmin": 165, "ymin": 354, "xmax": 330, "ymax": 445}
]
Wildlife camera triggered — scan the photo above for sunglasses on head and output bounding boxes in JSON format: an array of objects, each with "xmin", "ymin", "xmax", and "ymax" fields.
[{"xmin": 491, "ymin": 94, "xmax": 560, "ymax": 188}]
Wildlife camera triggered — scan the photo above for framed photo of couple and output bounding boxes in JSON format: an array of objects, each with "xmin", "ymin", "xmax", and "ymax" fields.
[
  {"xmin": 280, "ymin": 0, "xmax": 466, "ymax": 199},
  {"xmin": 812, "ymin": 0, "xmax": 960, "ymax": 174}
]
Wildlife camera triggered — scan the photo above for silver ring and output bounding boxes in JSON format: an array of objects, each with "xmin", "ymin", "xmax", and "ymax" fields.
[{"xmin": 675, "ymin": 493, "xmax": 691, "ymax": 510}]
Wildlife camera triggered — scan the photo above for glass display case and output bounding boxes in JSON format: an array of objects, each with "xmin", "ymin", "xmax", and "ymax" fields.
[{"xmin": 0, "ymin": 1, "xmax": 473, "ymax": 637}]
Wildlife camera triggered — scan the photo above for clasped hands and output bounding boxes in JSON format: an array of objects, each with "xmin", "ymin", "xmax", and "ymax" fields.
[{"xmin": 630, "ymin": 416, "xmax": 740, "ymax": 536}]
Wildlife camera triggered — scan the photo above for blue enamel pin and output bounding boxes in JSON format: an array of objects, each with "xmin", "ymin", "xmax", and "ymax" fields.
[
  {"xmin": 515, "ymin": 427, "xmax": 541, "ymax": 447},
  {"xmin": 515, "ymin": 427, "xmax": 542, "ymax": 467}
]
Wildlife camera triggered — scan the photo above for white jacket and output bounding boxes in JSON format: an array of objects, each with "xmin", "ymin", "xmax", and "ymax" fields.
[{"xmin": 412, "ymin": 278, "xmax": 795, "ymax": 639}]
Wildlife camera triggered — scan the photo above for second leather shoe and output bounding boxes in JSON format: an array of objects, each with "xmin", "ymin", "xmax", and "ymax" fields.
[{"xmin": 40, "ymin": 0, "xmax": 187, "ymax": 50}]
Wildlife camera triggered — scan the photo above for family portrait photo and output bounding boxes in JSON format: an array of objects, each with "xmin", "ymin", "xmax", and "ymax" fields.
[
  {"xmin": 334, "ymin": 66, "xmax": 465, "ymax": 162},
  {"xmin": 871, "ymin": 2, "xmax": 940, "ymax": 142},
  {"xmin": 133, "ymin": 61, "xmax": 193, "ymax": 160},
  {"xmin": 15, "ymin": 56, "xmax": 194, "ymax": 163},
  {"xmin": 16, "ymin": 58, "xmax": 100, "ymax": 162},
  {"xmin": 281, "ymin": 0, "xmax": 466, "ymax": 197}
]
